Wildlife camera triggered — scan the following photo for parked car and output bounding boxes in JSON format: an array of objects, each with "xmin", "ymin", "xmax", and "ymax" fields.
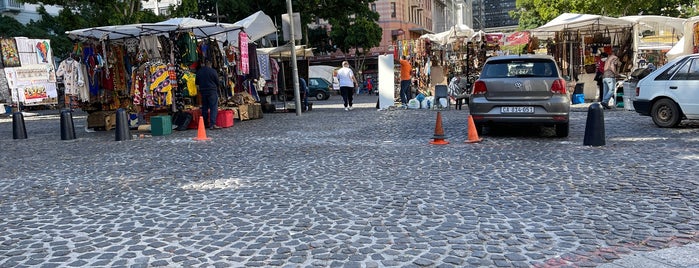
[
  {"xmin": 307, "ymin": 77, "xmax": 332, "ymax": 100},
  {"xmin": 633, "ymin": 54, "xmax": 699, "ymax": 127},
  {"xmin": 468, "ymin": 54, "xmax": 570, "ymax": 137}
]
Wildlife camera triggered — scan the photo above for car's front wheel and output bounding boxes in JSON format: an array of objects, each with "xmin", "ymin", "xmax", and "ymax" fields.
[
  {"xmin": 555, "ymin": 123, "xmax": 569, "ymax": 137},
  {"xmin": 315, "ymin": 91, "xmax": 327, "ymax": 100},
  {"xmin": 651, "ymin": 98, "xmax": 681, "ymax": 128}
]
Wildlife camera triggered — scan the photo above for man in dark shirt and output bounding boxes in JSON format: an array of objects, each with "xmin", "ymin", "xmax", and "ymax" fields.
[
  {"xmin": 299, "ymin": 77, "xmax": 309, "ymax": 112},
  {"xmin": 195, "ymin": 61, "xmax": 221, "ymax": 129}
]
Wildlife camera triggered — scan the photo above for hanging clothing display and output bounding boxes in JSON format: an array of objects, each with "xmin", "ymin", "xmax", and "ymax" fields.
[{"xmin": 56, "ymin": 58, "xmax": 85, "ymax": 96}]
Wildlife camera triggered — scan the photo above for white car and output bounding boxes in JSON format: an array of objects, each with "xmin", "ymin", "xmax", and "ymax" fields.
[{"xmin": 633, "ymin": 54, "xmax": 699, "ymax": 127}]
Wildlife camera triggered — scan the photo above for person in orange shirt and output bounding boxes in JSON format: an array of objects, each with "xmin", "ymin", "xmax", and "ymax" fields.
[{"xmin": 397, "ymin": 56, "xmax": 412, "ymax": 106}]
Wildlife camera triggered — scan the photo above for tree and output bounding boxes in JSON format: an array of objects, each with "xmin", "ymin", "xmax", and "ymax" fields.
[
  {"xmin": 512, "ymin": 0, "xmax": 699, "ymax": 29},
  {"xmin": 17, "ymin": 0, "xmax": 162, "ymax": 27}
]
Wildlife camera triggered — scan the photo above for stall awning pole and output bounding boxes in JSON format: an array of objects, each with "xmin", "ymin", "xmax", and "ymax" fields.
[{"xmin": 286, "ymin": 0, "xmax": 302, "ymax": 116}]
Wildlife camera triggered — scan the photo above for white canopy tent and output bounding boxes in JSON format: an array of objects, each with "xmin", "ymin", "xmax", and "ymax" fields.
[
  {"xmin": 619, "ymin": 15, "xmax": 685, "ymax": 68},
  {"xmin": 531, "ymin": 13, "xmax": 634, "ymax": 38},
  {"xmin": 257, "ymin": 45, "xmax": 313, "ymax": 58},
  {"xmin": 419, "ymin": 23, "xmax": 475, "ymax": 46},
  {"xmin": 66, "ymin": 18, "xmax": 242, "ymax": 41},
  {"xmin": 667, "ymin": 16, "xmax": 699, "ymax": 61},
  {"xmin": 66, "ymin": 11, "xmax": 277, "ymax": 46}
]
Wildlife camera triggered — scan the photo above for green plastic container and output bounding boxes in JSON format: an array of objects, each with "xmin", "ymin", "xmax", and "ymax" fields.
[{"xmin": 150, "ymin": 115, "xmax": 172, "ymax": 136}]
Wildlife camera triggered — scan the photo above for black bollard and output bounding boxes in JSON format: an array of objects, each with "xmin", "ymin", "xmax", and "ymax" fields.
[
  {"xmin": 583, "ymin": 103, "xmax": 605, "ymax": 146},
  {"xmin": 12, "ymin": 112, "xmax": 27, "ymax": 139},
  {"xmin": 60, "ymin": 110, "xmax": 76, "ymax": 140},
  {"xmin": 115, "ymin": 108, "xmax": 131, "ymax": 141}
]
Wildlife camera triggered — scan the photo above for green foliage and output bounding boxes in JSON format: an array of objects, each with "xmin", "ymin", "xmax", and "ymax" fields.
[
  {"xmin": 513, "ymin": 0, "xmax": 699, "ymax": 29},
  {"xmin": 168, "ymin": 0, "xmax": 198, "ymax": 18}
]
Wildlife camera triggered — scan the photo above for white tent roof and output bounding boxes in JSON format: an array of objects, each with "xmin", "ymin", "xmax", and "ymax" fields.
[
  {"xmin": 419, "ymin": 24, "xmax": 474, "ymax": 46},
  {"xmin": 620, "ymin": 15, "xmax": 686, "ymax": 34},
  {"xmin": 217, "ymin": 11, "xmax": 278, "ymax": 46},
  {"xmin": 257, "ymin": 45, "xmax": 313, "ymax": 58},
  {"xmin": 666, "ymin": 36, "xmax": 685, "ymax": 61},
  {"xmin": 66, "ymin": 18, "xmax": 241, "ymax": 41},
  {"xmin": 232, "ymin": 11, "xmax": 277, "ymax": 42},
  {"xmin": 66, "ymin": 11, "xmax": 276, "ymax": 45},
  {"xmin": 531, "ymin": 13, "xmax": 634, "ymax": 37}
]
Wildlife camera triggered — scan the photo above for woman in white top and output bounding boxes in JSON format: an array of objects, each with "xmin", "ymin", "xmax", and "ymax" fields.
[{"xmin": 337, "ymin": 61, "xmax": 358, "ymax": 110}]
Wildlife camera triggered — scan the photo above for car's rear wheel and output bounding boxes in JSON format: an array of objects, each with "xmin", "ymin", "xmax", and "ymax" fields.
[
  {"xmin": 315, "ymin": 91, "xmax": 327, "ymax": 100},
  {"xmin": 555, "ymin": 123, "xmax": 569, "ymax": 137},
  {"xmin": 651, "ymin": 98, "xmax": 681, "ymax": 128}
]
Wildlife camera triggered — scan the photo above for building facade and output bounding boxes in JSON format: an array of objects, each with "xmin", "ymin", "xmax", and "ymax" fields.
[
  {"xmin": 0, "ymin": 0, "xmax": 60, "ymax": 25},
  {"xmin": 472, "ymin": 0, "xmax": 518, "ymax": 31},
  {"xmin": 141, "ymin": 0, "xmax": 181, "ymax": 16}
]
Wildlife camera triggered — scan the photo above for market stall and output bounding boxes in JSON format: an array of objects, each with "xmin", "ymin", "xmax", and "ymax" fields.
[
  {"xmin": 63, "ymin": 11, "xmax": 277, "ymax": 131},
  {"xmin": 532, "ymin": 13, "xmax": 635, "ymax": 102},
  {"xmin": 1, "ymin": 37, "xmax": 58, "ymax": 111},
  {"xmin": 620, "ymin": 15, "xmax": 685, "ymax": 69},
  {"xmin": 416, "ymin": 24, "xmax": 478, "ymax": 97}
]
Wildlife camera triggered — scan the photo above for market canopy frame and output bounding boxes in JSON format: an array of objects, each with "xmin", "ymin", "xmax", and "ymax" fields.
[
  {"xmin": 66, "ymin": 18, "xmax": 242, "ymax": 41},
  {"xmin": 66, "ymin": 11, "xmax": 277, "ymax": 44}
]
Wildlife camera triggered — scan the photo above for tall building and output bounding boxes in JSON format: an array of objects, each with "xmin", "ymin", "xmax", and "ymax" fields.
[
  {"xmin": 367, "ymin": 0, "xmax": 434, "ymax": 55},
  {"xmin": 472, "ymin": 0, "xmax": 518, "ymax": 31}
]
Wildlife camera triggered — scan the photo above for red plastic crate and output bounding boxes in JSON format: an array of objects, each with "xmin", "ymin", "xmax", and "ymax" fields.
[
  {"xmin": 186, "ymin": 109, "xmax": 201, "ymax": 129},
  {"xmin": 216, "ymin": 109, "xmax": 234, "ymax": 128}
]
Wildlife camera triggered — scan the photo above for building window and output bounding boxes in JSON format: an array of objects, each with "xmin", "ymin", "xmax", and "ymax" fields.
[
  {"xmin": 390, "ymin": 2, "xmax": 396, "ymax": 18},
  {"xmin": 371, "ymin": 3, "xmax": 376, "ymax": 12}
]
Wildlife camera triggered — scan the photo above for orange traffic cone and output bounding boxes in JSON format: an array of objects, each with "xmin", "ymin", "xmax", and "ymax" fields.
[
  {"xmin": 465, "ymin": 115, "xmax": 482, "ymax": 143},
  {"xmin": 193, "ymin": 116, "xmax": 211, "ymax": 141},
  {"xmin": 429, "ymin": 111, "xmax": 449, "ymax": 145}
]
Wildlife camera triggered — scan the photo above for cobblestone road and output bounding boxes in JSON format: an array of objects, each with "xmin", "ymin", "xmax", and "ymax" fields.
[{"xmin": 1, "ymin": 95, "xmax": 698, "ymax": 267}]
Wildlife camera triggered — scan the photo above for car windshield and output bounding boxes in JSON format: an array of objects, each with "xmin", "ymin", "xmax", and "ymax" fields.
[{"xmin": 481, "ymin": 59, "xmax": 557, "ymax": 78}]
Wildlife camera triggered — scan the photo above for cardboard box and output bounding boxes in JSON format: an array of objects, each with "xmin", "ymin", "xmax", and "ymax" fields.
[
  {"xmin": 216, "ymin": 109, "xmax": 234, "ymax": 128},
  {"xmin": 87, "ymin": 111, "xmax": 116, "ymax": 130},
  {"xmin": 238, "ymin": 105, "xmax": 249, "ymax": 121},
  {"xmin": 150, "ymin": 115, "xmax": 172, "ymax": 136}
]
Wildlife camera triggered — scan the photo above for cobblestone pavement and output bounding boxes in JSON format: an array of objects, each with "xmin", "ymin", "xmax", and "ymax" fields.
[{"xmin": 1, "ymin": 94, "xmax": 698, "ymax": 267}]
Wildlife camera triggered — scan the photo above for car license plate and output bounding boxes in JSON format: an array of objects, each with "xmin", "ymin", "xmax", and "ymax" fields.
[{"xmin": 501, "ymin": 106, "xmax": 534, "ymax": 113}]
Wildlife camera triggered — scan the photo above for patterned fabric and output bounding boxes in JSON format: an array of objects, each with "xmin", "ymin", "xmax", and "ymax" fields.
[
  {"xmin": 270, "ymin": 58, "xmax": 279, "ymax": 95},
  {"xmin": 56, "ymin": 58, "xmax": 84, "ymax": 95},
  {"xmin": 257, "ymin": 53, "xmax": 270, "ymax": 80},
  {"xmin": 239, "ymin": 31, "xmax": 249, "ymax": 74}
]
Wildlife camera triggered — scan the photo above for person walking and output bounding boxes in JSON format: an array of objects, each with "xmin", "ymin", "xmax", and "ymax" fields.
[
  {"xmin": 601, "ymin": 50, "xmax": 619, "ymax": 109},
  {"xmin": 337, "ymin": 61, "xmax": 357, "ymax": 111},
  {"xmin": 397, "ymin": 56, "xmax": 412, "ymax": 107},
  {"xmin": 195, "ymin": 61, "xmax": 221, "ymax": 129}
]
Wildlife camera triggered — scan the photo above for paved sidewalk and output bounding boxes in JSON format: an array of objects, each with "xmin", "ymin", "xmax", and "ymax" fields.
[
  {"xmin": 1, "ymin": 95, "xmax": 697, "ymax": 267},
  {"xmin": 599, "ymin": 243, "xmax": 699, "ymax": 268}
]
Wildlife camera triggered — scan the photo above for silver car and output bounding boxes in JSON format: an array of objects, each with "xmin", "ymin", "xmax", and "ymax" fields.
[
  {"xmin": 633, "ymin": 53, "xmax": 699, "ymax": 127},
  {"xmin": 468, "ymin": 55, "xmax": 571, "ymax": 137}
]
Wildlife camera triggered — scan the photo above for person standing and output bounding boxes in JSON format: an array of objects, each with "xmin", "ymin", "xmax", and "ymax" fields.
[
  {"xmin": 397, "ymin": 56, "xmax": 412, "ymax": 107},
  {"xmin": 195, "ymin": 61, "xmax": 221, "ymax": 129},
  {"xmin": 337, "ymin": 61, "xmax": 357, "ymax": 111},
  {"xmin": 595, "ymin": 52, "xmax": 607, "ymax": 102},
  {"xmin": 299, "ymin": 77, "xmax": 309, "ymax": 112},
  {"xmin": 601, "ymin": 51, "xmax": 619, "ymax": 109}
]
